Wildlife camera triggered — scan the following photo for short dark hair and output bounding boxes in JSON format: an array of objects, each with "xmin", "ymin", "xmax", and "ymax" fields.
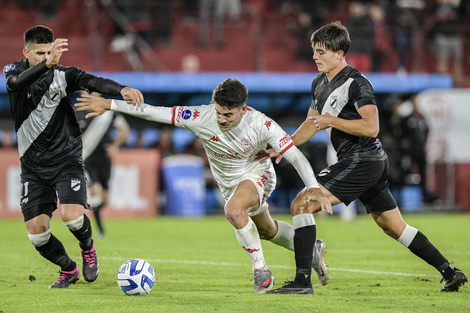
[
  {"xmin": 24, "ymin": 25, "xmax": 54, "ymax": 47},
  {"xmin": 212, "ymin": 78, "xmax": 248, "ymax": 109},
  {"xmin": 310, "ymin": 21, "xmax": 350, "ymax": 55}
]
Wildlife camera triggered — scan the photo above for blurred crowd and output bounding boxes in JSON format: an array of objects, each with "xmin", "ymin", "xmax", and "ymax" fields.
[{"xmin": 11, "ymin": 0, "xmax": 467, "ymax": 82}]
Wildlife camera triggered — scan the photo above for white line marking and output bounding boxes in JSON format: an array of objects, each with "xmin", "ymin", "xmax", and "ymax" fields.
[{"xmin": 103, "ymin": 256, "xmax": 440, "ymax": 278}]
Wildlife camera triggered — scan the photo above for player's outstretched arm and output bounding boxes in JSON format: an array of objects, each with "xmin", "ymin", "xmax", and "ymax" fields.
[{"xmin": 75, "ymin": 93, "xmax": 112, "ymax": 118}]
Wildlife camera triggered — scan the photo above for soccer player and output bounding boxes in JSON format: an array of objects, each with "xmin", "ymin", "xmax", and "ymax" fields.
[
  {"xmin": 3, "ymin": 25, "xmax": 143, "ymax": 288},
  {"xmin": 75, "ymin": 78, "xmax": 332, "ymax": 293},
  {"xmin": 258, "ymin": 21, "xmax": 468, "ymax": 294},
  {"xmin": 79, "ymin": 108, "xmax": 130, "ymax": 237}
]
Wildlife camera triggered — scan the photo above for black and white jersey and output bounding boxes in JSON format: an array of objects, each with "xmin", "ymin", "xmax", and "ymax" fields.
[
  {"xmin": 78, "ymin": 110, "xmax": 128, "ymax": 161},
  {"xmin": 310, "ymin": 65, "xmax": 386, "ymax": 162},
  {"xmin": 4, "ymin": 59, "xmax": 124, "ymax": 173}
]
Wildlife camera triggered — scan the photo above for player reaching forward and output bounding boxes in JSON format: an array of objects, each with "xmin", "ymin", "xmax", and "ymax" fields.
[
  {"xmin": 3, "ymin": 25, "xmax": 143, "ymax": 288},
  {"xmin": 76, "ymin": 78, "xmax": 331, "ymax": 294}
]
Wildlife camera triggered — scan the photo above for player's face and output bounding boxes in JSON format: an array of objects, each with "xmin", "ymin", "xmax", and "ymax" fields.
[
  {"xmin": 23, "ymin": 43, "xmax": 52, "ymax": 67},
  {"xmin": 312, "ymin": 43, "xmax": 344, "ymax": 76},
  {"xmin": 215, "ymin": 104, "xmax": 247, "ymax": 131}
]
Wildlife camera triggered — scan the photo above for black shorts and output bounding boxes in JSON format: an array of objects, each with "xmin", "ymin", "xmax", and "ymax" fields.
[
  {"xmin": 316, "ymin": 157, "xmax": 397, "ymax": 214},
  {"xmin": 85, "ymin": 156, "xmax": 112, "ymax": 189},
  {"xmin": 20, "ymin": 163, "xmax": 90, "ymax": 222}
]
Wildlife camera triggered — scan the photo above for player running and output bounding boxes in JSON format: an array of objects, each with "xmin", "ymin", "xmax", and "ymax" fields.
[
  {"xmin": 3, "ymin": 25, "xmax": 143, "ymax": 288},
  {"xmin": 258, "ymin": 21, "xmax": 468, "ymax": 294},
  {"xmin": 75, "ymin": 78, "xmax": 331, "ymax": 293}
]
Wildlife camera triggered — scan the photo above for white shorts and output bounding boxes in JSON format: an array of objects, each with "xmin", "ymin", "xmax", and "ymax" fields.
[{"xmin": 222, "ymin": 169, "xmax": 276, "ymax": 217}]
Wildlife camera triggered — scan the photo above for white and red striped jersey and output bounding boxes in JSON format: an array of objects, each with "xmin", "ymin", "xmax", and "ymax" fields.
[{"xmin": 111, "ymin": 100, "xmax": 319, "ymax": 198}]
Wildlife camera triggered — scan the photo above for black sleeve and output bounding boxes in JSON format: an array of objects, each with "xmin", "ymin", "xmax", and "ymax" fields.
[
  {"xmin": 65, "ymin": 67, "xmax": 126, "ymax": 96},
  {"xmin": 5, "ymin": 60, "xmax": 49, "ymax": 90},
  {"xmin": 86, "ymin": 76, "xmax": 126, "ymax": 96}
]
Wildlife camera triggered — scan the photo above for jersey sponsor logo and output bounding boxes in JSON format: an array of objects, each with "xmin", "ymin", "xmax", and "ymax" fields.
[
  {"xmin": 241, "ymin": 138, "xmax": 251, "ymax": 153},
  {"xmin": 209, "ymin": 136, "xmax": 219, "ymax": 142},
  {"xmin": 182, "ymin": 109, "xmax": 192, "ymax": 120},
  {"xmin": 192, "ymin": 109, "xmax": 200, "ymax": 120},
  {"xmin": 215, "ymin": 150, "xmax": 243, "ymax": 159},
  {"xmin": 243, "ymin": 246, "xmax": 260, "ymax": 253},
  {"xmin": 4, "ymin": 63, "xmax": 15, "ymax": 72},
  {"xmin": 318, "ymin": 167, "xmax": 332, "ymax": 177},
  {"xmin": 278, "ymin": 132, "xmax": 291, "ymax": 149},
  {"xmin": 264, "ymin": 120, "xmax": 272, "ymax": 130},
  {"xmin": 71, "ymin": 178, "xmax": 81, "ymax": 191}
]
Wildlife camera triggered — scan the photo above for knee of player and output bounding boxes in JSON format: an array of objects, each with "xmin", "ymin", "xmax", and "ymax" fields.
[
  {"xmin": 224, "ymin": 204, "xmax": 243, "ymax": 223},
  {"xmin": 28, "ymin": 229, "xmax": 51, "ymax": 247},
  {"xmin": 290, "ymin": 196, "xmax": 307, "ymax": 214}
]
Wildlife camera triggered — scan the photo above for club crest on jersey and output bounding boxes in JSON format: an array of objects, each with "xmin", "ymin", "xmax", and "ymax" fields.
[
  {"xmin": 330, "ymin": 96, "xmax": 338, "ymax": 109},
  {"xmin": 182, "ymin": 109, "xmax": 192, "ymax": 120},
  {"xmin": 241, "ymin": 139, "xmax": 251, "ymax": 153},
  {"xmin": 318, "ymin": 167, "xmax": 332, "ymax": 177},
  {"xmin": 71, "ymin": 178, "xmax": 81, "ymax": 191}
]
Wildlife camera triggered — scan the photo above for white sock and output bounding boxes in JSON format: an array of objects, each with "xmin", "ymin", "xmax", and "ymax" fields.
[
  {"xmin": 293, "ymin": 213, "xmax": 315, "ymax": 229},
  {"xmin": 397, "ymin": 224, "xmax": 418, "ymax": 247},
  {"xmin": 235, "ymin": 217, "xmax": 266, "ymax": 272},
  {"xmin": 64, "ymin": 215, "xmax": 84, "ymax": 231},
  {"xmin": 269, "ymin": 220, "xmax": 294, "ymax": 251}
]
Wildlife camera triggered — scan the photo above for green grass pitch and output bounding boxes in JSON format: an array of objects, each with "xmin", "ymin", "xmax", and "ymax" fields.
[{"xmin": 0, "ymin": 213, "xmax": 468, "ymax": 313}]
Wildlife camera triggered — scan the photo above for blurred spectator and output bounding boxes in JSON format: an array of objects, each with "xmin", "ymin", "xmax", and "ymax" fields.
[
  {"xmin": 0, "ymin": 128, "xmax": 17, "ymax": 148},
  {"xmin": 198, "ymin": 0, "xmax": 242, "ymax": 49},
  {"xmin": 20, "ymin": 0, "xmax": 62, "ymax": 21},
  {"xmin": 426, "ymin": 0, "xmax": 464, "ymax": 87},
  {"xmin": 369, "ymin": 4, "xmax": 393, "ymax": 72},
  {"xmin": 154, "ymin": 127, "xmax": 176, "ymax": 211},
  {"xmin": 346, "ymin": 1, "xmax": 374, "ymax": 72},
  {"xmin": 294, "ymin": 0, "xmax": 328, "ymax": 61},
  {"xmin": 154, "ymin": 127, "xmax": 176, "ymax": 158},
  {"xmin": 385, "ymin": 94, "xmax": 437, "ymax": 204},
  {"xmin": 392, "ymin": 0, "xmax": 426, "ymax": 73},
  {"xmin": 102, "ymin": 0, "xmax": 175, "ymax": 70},
  {"xmin": 181, "ymin": 54, "xmax": 201, "ymax": 73}
]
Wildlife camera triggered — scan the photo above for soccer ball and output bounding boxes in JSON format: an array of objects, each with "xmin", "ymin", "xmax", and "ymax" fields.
[{"xmin": 117, "ymin": 259, "xmax": 155, "ymax": 295}]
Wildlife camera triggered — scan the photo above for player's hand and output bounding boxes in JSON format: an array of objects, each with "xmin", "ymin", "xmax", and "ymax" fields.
[
  {"xmin": 121, "ymin": 87, "xmax": 144, "ymax": 106},
  {"xmin": 46, "ymin": 38, "xmax": 68, "ymax": 68},
  {"xmin": 75, "ymin": 92, "xmax": 112, "ymax": 118},
  {"xmin": 310, "ymin": 113, "xmax": 333, "ymax": 130},
  {"xmin": 255, "ymin": 148, "xmax": 283, "ymax": 164},
  {"xmin": 306, "ymin": 188, "xmax": 332, "ymax": 214}
]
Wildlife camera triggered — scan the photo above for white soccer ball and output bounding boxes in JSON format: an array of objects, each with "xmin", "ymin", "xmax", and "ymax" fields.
[{"xmin": 117, "ymin": 259, "xmax": 155, "ymax": 295}]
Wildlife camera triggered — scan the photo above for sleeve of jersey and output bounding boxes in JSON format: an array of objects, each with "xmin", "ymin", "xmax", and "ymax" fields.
[
  {"xmin": 282, "ymin": 145, "xmax": 320, "ymax": 190},
  {"xmin": 4, "ymin": 60, "xmax": 49, "ymax": 90},
  {"xmin": 111, "ymin": 100, "xmax": 174, "ymax": 125},
  {"xmin": 267, "ymin": 121, "xmax": 320, "ymax": 190}
]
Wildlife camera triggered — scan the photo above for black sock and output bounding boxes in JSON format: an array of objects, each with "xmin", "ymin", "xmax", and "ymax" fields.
[
  {"xmin": 93, "ymin": 203, "xmax": 105, "ymax": 234},
  {"xmin": 35, "ymin": 233, "xmax": 74, "ymax": 271},
  {"xmin": 293, "ymin": 225, "xmax": 316, "ymax": 286},
  {"xmin": 408, "ymin": 231, "xmax": 451, "ymax": 277},
  {"xmin": 70, "ymin": 214, "xmax": 93, "ymax": 250}
]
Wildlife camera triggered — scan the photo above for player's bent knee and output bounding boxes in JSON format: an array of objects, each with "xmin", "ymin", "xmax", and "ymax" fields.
[{"xmin": 28, "ymin": 229, "xmax": 51, "ymax": 247}]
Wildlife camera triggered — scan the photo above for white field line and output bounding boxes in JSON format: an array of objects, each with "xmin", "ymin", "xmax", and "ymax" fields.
[{"xmin": 103, "ymin": 256, "xmax": 440, "ymax": 278}]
